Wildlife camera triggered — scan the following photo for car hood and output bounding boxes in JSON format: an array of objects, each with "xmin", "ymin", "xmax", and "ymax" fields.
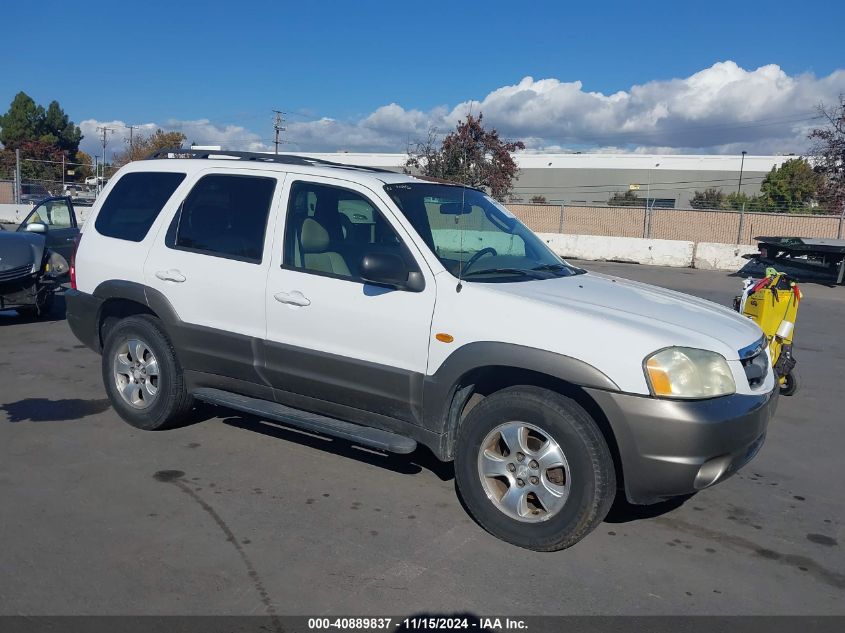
[
  {"xmin": 0, "ymin": 231, "xmax": 45, "ymax": 272},
  {"xmin": 489, "ymin": 271, "xmax": 762, "ymax": 358}
]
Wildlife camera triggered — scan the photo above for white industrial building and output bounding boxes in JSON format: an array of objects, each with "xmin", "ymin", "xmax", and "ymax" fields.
[{"xmin": 282, "ymin": 152, "xmax": 794, "ymax": 209}]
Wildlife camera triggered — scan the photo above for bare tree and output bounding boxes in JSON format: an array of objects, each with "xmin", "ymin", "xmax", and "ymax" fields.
[{"xmin": 809, "ymin": 95, "xmax": 845, "ymax": 209}]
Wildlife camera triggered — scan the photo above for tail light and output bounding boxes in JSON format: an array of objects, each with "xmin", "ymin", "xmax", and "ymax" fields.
[{"xmin": 69, "ymin": 232, "xmax": 83, "ymax": 290}]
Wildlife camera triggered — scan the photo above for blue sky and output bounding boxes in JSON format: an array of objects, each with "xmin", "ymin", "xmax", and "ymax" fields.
[{"xmin": 3, "ymin": 0, "xmax": 844, "ymax": 157}]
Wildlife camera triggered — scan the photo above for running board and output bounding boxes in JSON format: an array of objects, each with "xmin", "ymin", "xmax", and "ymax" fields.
[{"xmin": 192, "ymin": 388, "xmax": 418, "ymax": 454}]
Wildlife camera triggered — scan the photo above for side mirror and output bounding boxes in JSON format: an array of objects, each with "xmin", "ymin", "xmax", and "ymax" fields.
[
  {"xmin": 360, "ymin": 252, "xmax": 425, "ymax": 292},
  {"xmin": 25, "ymin": 222, "xmax": 47, "ymax": 234}
]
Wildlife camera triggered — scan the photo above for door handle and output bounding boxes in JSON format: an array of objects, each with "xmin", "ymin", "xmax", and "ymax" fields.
[
  {"xmin": 274, "ymin": 290, "xmax": 311, "ymax": 307},
  {"xmin": 155, "ymin": 269, "xmax": 186, "ymax": 283}
]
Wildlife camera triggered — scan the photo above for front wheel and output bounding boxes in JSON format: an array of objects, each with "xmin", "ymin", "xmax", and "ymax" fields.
[
  {"xmin": 454, "ymin": 386, "xmax": 616, "ymax": 551},
  {"xmin": 101, "ymin": 315, "xmax": 194, "ymax": 430}
]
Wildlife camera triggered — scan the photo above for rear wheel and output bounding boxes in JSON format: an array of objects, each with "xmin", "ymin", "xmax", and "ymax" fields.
[
  {"xmin": 454, "ymin": 386, "xmax": 616, "ymax": 551},
  {"xmin": 101, "ymin": 315, "xmax": 193, "ymax": 430}
]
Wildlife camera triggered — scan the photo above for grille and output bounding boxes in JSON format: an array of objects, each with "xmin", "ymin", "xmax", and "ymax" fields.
[
  {"xmin": 740, "ymin": 338, "xmax": 769, "ymax": 389},
  {"xmin": 0, "ymin": 264, "xmax": 33, "ymax": 282}
]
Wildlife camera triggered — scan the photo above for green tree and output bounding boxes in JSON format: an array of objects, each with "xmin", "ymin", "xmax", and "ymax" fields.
[
  {"xmin": 405, "ymin": 113, "xmax": 525, "ymax": 201},
  {"xmin": 529, "ymin": 195, "xmax": 547, "ymax": 203},
  {"xmin": 0, "ymin": 92, "xmax": 45, "ymax": 149},
  {"xmin": 689, "ymin": 188, "xmax": 725, "ymax": 209},
  {"xmin": 758, "ymin": 158, "xmax": 822, "ymax": 212},
  {"xmin": 112, "ymin": 128, "xmax": 187, "ymax": 168},
  {"xmin": 42, "ymin": 100, "xmax": 83, "ymax": 152},
  {"xmin": 607, "ymin": 190, "xmax": 642, "ymax": 206}
]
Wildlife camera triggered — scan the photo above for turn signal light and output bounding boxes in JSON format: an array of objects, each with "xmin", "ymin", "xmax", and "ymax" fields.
[
  {"xmin": 435, "ymin": 333, "xmax": 454, "ymax": 343},
  {"xmin": 645, "ymin": 357, "xmax": 672, "ymax": 395}
]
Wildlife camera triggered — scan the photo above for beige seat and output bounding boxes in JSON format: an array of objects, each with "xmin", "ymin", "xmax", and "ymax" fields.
[{"xmin": 299, "ymin": 217, "xmax": 351, "ymax": 276}]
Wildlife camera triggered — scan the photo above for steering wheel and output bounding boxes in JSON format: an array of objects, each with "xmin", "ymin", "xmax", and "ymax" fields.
[{"xmin": 460, "ymin": 247, "xmax": 498, "ymax": 275}]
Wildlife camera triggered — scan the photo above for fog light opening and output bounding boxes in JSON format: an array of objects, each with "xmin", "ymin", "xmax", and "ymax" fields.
[{"xmin": 694, "ymin": 455, "xmax": 731, "ymax": 490}]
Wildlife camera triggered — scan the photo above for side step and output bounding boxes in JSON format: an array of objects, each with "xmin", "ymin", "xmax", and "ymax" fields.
[{"xmin": 192, "ymin": 388, "xmax": 418, "ymax": 454}]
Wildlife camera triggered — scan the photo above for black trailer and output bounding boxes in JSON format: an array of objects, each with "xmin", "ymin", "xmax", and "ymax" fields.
[{"xmin": 754, "ymin": 236, "xmax": 845, "ymax": 284}]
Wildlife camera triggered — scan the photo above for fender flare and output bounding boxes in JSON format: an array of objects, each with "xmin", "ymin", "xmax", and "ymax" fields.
[{"xmin": 422, "ymin": 342, "xmax": 620, "ymax": 456}]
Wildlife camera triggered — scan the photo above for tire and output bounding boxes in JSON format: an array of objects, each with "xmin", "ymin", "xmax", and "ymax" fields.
[
  {"xmin": 455, "ymin": 386, "xmax": 616, "ymax": 551},
  {"xmin": 779, "ymin": 367, "xmax": 800, "ymax": 396},
  {"xmin": 101, "ymin": 315, "xmax": 194, "ymax": 430}
]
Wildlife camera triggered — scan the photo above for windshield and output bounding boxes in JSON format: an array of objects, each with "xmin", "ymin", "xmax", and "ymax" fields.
[{"xmin": 384, "ymin": 182, "xmax": 583, "ymax": 281}]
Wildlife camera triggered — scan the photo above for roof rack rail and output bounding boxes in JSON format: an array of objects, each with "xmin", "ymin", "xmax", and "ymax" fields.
[{"xmin": 145, "ymin": 148, "xmax": 393, "ymax": 173}]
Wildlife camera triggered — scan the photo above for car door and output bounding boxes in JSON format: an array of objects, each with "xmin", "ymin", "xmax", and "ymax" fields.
[
  {"xmin": 17, "ymin": 196, "xmax": 79, "ymax": 261},
  {"xmin": 143, "ymin": 170, "xmax": 284, "ymax": 385},
  {"xmin": 264, "ymin": 175, "xmax": 436, "ymax": 425}
]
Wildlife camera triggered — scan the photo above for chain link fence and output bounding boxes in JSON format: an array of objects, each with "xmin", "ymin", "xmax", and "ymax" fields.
[
  {"xmin": 507, "ymin": 203, "xmax": 845, "ymax": 245},
  {"xmin": 0, "ymin": 151, "xmax": 106, "ymax": 205}
]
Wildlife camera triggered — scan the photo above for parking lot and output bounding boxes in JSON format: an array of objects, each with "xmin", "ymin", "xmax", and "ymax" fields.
[{"xmin": 0, "ymin": 261, "xmax": 842, "ymax": 616}]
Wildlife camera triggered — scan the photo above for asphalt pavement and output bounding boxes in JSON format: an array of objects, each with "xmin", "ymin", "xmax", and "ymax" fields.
[{"xmin": 0, "ymin": 262, "xmax": 842, "ymax": 616}]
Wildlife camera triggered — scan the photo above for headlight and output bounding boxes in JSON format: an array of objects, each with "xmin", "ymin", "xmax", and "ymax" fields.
[{"xmin": 644, "ymin": 347, "xmax": 735, "ymax": 399}]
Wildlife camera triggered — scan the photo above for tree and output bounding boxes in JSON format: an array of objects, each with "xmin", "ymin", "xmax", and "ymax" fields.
[
  {"xmin": 0, "ymin": 92, "xmax": 44, "ymax": 149},
  {"xmin": 690, "ymin": 188, "xmax": 725, "ymax": 209},
  {"xmin": 42, "ymin": 100, "xmax": 83, "ymax": 152},
  {"xmin": 758, "ymin": 158, "xmax": 822, "ymax": 213},
  {"xmin": 809, "ymin": 94, "xmax": 845, "ymax": 210},
  {"xmin": 530, "ymin": 195, "xmax": 547, "ymax": 204},
  {"xmin": 0, "ymin": 92, "xmax": 82, "ymax": 153},
  {"xmin": 405, "ymin": 113, "xmax": 525, "ymax": 201},
  {"xmin": 607, "ymin": 190, "xmax": 642, "ymax": 206},
  {"xmin": 112, "ymin": 128, "xmax": 187, "ymax": 168},
  {"xmin": 71, "ymin": 150, "xmax": 94, "ymax": 181}
]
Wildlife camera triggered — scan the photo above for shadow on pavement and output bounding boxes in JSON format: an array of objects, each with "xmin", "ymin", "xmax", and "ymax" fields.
[
  {"xmin": 1, "ymin": 397, "xmax": 111, "ymax": 422},
  {"xmin": 221, "ymin": 412, "xmax": 455, "ymax": 481}
]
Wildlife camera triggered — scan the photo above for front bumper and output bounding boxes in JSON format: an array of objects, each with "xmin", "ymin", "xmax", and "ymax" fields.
[
  {"xmin": 585, "ymin": 386, "xmax": 778, "ymax": 505},
  {"xmin": 0, "ymin": 275, "xmax": 48, "ymax": 310}
]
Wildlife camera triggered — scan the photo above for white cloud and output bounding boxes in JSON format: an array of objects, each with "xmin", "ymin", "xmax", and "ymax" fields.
[
  {"xmin": 78, "ymin": 118, "xmax": 268, "ymax": 160},
  {"xmin": 81, "ymin": 61, "xmax": 845, "ymax": 158}
]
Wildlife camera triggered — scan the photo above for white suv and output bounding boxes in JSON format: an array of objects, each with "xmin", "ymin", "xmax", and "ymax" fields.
[{"xmin": 66, "ymin": 149, "xmax": 777, "ymax": 551}]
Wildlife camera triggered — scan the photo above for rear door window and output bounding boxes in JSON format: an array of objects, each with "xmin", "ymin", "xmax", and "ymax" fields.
[
  {"xmin": 168, "ymin": 174, "xmax": 276, "ymax": 263},
  {"xmin": 95, "ymin": 172, "xmax": 186, "ymax": 241}
]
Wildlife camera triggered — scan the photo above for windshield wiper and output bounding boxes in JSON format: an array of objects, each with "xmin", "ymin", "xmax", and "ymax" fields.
[
  {"xmin": 532, "ymin": 263, "xmax": 586, "ymax": 275},
  {"xmin": 463, "ymin": 267, "xmax": 541, "ymax": 278}
]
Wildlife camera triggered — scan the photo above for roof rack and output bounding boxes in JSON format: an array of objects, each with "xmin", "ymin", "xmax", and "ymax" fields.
[{"xmin": 145, "ymin": 148, "xmax": 394, "ymax": 173}]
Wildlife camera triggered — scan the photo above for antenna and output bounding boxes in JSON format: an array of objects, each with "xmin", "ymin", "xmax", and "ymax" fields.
[{"xmin": 272, "ymin": 110, "xmax": 286, "ymax": 155}]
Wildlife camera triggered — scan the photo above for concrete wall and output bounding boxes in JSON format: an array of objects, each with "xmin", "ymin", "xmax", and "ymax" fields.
[
  {"xmin": 538, "ymin": 233, "xmax": 695, "ymax": 268},
  {"xmin": 537, "ymin": 232, "xmax": 764, "ymax": 273},
  {"xmin": 0, "ymin": 203, "xmax": 93, "ymax": 226},
  {"xmin": 0, "ymin": 203, "xmax": 34, "ymax": 224}
]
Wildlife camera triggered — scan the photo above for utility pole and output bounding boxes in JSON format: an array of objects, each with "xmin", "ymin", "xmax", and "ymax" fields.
[
  {"xmin": 96, "ymin": 126, "xmax": 112, "ymax": 192},
  {"xmin": 125, "ymin": 124, "xmax": 139, "ymax": 152},
  {"xmin": 272, "ymin": 110, "xmax": 286, "ymax": 155},
  {"xmin": 737, "ymin": 150, "xmax": 747, "ymax": 195},
  {"xmin": 14, "ymin": 148, "xmax": 21, "ymax": 204}
]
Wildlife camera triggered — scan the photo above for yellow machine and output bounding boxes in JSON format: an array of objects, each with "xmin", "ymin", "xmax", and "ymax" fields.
[{"xmin": 734, "ymin": 268, "xmax": 802, "ymax": 395}]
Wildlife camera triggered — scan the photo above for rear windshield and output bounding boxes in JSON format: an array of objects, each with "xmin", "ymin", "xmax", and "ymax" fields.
[{"xmin": 95, "ymin": 172, "xmax": 186, "ymax": 241}]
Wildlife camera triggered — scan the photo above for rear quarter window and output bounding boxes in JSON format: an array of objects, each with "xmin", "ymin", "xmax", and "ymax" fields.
[{"xmin": 95, "ymin": 172, "xmax": 186, "ymax": 241}]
